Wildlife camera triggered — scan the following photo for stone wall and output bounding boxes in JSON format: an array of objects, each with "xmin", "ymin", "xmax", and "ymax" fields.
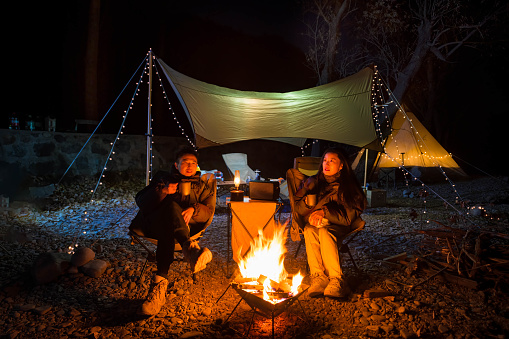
[
  {"xmin": 0, "ymin": 129, "xmax": 304, "ymax": 200},
  {"xmin": 0, "ymin": 129, "xmax": 187, "ymax": 198}
]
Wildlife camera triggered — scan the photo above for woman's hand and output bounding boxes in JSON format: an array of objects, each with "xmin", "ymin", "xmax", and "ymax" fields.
[
  {"xmin": 181, "ymin": 207, "xmax": 195, "ymax": 225},
  {"xmin": 308, "ymin": 209, "xmax": 325, "ymax": 227},
  {"xmin": 303, "ymin": 177, "xmax": 316, "ymax": 191}
]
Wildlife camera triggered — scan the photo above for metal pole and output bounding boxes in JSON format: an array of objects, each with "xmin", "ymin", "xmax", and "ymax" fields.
[
  {"xmin": 363, "ymin": 148, "xmax": 369, "ymax": 188},
  {"xmin": 146, "ymin": 49, "xmax": 153, "ymax": 186}
]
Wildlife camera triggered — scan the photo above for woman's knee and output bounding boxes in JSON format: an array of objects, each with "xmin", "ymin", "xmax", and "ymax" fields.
[
  {"xmin": 318, "ymin": 227, "xmax": 337, "ymax": 242},
  {"xmin": 304, "ymin": 225, "xmax": 318, "ymax": 237}
]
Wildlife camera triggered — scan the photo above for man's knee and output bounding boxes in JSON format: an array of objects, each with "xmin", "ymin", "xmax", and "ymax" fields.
[{"xmin": 159, "ymin": 199, "xmax": 182, "ymax": 213}]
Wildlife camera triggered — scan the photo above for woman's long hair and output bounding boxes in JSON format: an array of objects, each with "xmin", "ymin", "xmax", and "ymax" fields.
[{"xmin": 316, "ymin": 147, "xmax": 367, "ymax": 211}]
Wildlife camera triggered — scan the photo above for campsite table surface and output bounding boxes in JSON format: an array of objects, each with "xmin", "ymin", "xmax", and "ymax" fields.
[{"xmin": 217, "ymin": 181, "xmax": 248, "ymax": 196}]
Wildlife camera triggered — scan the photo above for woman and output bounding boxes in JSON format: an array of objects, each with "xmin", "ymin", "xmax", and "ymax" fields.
[{"xmin": 294, "ymin": 147, "xmax": 366, "ymax": 298}]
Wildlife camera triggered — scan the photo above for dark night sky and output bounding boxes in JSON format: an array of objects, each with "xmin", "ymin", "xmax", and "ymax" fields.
[
  {"xmin": 5, "ymin": 1, "xmax": 313, "ymax": 132},
  {"xmin": 4, "ymin": 1, "xmax": 509, "ymax": 175}
]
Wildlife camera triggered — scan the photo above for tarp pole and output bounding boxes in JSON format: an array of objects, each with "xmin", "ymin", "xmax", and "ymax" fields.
[
  {"xmin": 146, "ymin": 49, "xmax": 153, "ymax": 186},
  {"xmin": 364, "ymin": 149, "xmax": 368, "ymax": 188}
]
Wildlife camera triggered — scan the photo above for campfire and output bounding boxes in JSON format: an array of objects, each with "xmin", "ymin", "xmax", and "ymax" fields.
[
  {"xmin": 216, "ymin": 221, "xmax": 310, "ymax": 338},
  {"xmin": 234, "ymin": 222, "xmax": 304, "ymax": 304}
]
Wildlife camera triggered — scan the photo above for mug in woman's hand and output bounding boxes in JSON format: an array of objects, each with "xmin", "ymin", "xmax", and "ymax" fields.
[{"xmin": 306, "ymin": 194, "xmax": 317, "ymax": 207}]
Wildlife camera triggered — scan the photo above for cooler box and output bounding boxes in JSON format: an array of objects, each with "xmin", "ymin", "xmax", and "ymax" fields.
[{"xmin": 366, "ymin": 189, "xmax": 386, "ymax": 208}]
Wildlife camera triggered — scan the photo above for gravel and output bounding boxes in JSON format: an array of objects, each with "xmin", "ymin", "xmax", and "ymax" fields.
[{"xmin": 1, "ymin": 175, "xmax": 508, "ymax": 338}]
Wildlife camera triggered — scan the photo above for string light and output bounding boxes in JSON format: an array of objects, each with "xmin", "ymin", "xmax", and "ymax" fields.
[
  {"xmin": 66, "ymin": 50, "xmax": 202, "ymax": 252},
  {"xmin": 300, "ymin": 139, "xmax": 319, "ymax": 156},
  {"xmin": 370, "ymin": 65, "xmax": 467, "ymax": 223},
  {"xmin": 153, "ymin": 59, "xmax": 196, "ymax": 149}
]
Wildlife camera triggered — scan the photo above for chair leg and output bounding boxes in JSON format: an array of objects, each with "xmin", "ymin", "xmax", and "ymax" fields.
[
  {"xmin": 294, "ymin": 240, "xmax": 303, "ymax": 259},
  {"xmin": 129, "ymin": 231, "xmax": 157, "ymax": 280},
  {"xmin": 342, "ymin": 245, "xmax": 361, "ymax": 273},
  {"xmin": 138, "ymin": 258, "xmax": 149, "ymax": 280}
]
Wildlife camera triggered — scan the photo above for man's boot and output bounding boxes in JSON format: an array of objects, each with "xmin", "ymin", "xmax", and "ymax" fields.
[
  {"xmin": 183, "ymin": 240, "xmax": 212, "ymax": 273},
  {"xmin": 140, "ymin": 275, "xmax": 169, "ymax": 316}
]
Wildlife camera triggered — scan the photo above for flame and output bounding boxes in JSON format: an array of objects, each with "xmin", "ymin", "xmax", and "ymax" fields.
[
  {"xmin": 237, "ymin": 222, "xmax": 303, "ymax": 303},
  {"xmin": 234, "ymin": 170, "xmax": 240, "ymax": 189},
  {"xmin": 238, "ymin": 225, "xmax": 287, "ymax": 282},
  {"xmin": 262, "ymin": 277, "xmax": 271, "ymax": 300},
  {"xmin": 290, "ymin": 272, "xmax": 303, "ymax": 296}
]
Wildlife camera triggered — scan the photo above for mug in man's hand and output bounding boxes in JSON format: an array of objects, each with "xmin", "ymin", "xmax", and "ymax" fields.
[{"xmin": 180, "ymin": 181, "xmax": 191, "ymax": 196}]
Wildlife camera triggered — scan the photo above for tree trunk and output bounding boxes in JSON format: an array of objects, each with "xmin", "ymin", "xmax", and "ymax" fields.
[
  {"xmin": 84, "ymin": 0, "xmax": 100, "ymax": 121},
  {"xmin": 391, "ymin": 19, "xmax": 432, "ymax": 107},
  {"xmin": 318, "ymin": 0, "xmax": 349, "ymax": 85}
]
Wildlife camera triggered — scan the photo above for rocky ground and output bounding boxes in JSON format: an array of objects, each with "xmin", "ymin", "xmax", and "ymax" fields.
[{"xmin": 1, "ymin": 175, "xmax": 509, "ymax": 338}]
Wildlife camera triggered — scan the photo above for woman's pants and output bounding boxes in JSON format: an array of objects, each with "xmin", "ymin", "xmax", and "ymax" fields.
[{"xmin": 303, "ymin": 225, "xmax": 348, "ymax": 278}]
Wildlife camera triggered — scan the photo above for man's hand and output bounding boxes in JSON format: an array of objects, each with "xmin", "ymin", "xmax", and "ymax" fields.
[
  {"xmin": 161, "ymin": 183, "xmax": 178, "ymax": 195},
  {"xmin": 182, "ymin": 207, "xmax": 195, "ymax": 225},
  {"xmin": 308, "ymin": 209, "xmax": 325, "ymax": 227}
]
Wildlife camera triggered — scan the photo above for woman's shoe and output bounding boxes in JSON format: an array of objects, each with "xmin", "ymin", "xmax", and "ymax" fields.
[
  {"xmin": 308, "ymin": 273, "xmax": 329, "ymax": 297},
  {"xmin": 324, "ymin": 276, "xmax": 350, "ymax": 298}
]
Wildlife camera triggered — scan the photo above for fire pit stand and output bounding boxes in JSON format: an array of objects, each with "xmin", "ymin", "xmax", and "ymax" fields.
[{"xmin": 218, "ymin": 282, "xmax": 310, "ymax": 338}]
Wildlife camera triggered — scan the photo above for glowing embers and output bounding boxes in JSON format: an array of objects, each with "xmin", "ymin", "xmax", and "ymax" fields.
[{"xmin": 231, "ymin": 278, "xmax": 308, "ymax": 319}]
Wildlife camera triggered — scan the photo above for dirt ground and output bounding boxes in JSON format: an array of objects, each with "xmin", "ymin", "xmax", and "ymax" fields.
[{"xmin": 0, "ymin": 175, "xmax": 508, "ymax": 338}]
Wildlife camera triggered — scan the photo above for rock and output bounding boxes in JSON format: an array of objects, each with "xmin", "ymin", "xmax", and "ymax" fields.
[
  {"xmin": 397, "ymin": 306, "xmax": 406, "ymax": 314},
  {"xmin": 366, "ymin": 325, "xmax": 379, "ymax": 335},
  {"xmin": 68, "ymin": 265, "xmax": 79, "ymax": 274},
  {"xmin": 18, "ymin": 304, "xmax": 36, "ymax": 311},
  {"xmin": 4, "ymin": 226, "xmax": 31, "ymax": 243},
  {"xmin": 202, "ymin": 307, "xmax": 212, "ymax": 317},
  {"xmin": 32, "ymin": 252, "xmax": 72, "ymax": 284},
  {"xmin": 371, "ymin": 315, "xmax": 386, "ymax": 322},
  {"xmin": 438, "ymin": 324, "xmax": 450, "ymax": 333},
  {"xmin": 34, "ymin": 305, "xmax": 52, "ymax": 315},
  {"xmin": 381, "ymin": 324, "xmax": 394, "ymax": 334},
  {"xmin": 363, "ymin": 289, "xmax": 392, "ymax": 298},
  {"xmin": 81, "ymin": 259, "xmax": 108, "ymax": 278},
  {"xmin": 359, "ymin": 317, "xmax": 370, "ymax": 326},
  {"xmin": 29, "ymin": 184, "xmax": 55, "ymax": 199},
  {"xmin": 400, "ymin": 328, "xmax": 417, "ymax": 339},
  {"xmin": 90, "ymin": 326, "xmax": 102, "ymax": 334},
  {"xmin": 71, "ymin": 247, "xmax": 95, "ymax": 267}
]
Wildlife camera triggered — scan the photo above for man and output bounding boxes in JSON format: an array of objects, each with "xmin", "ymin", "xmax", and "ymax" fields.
[{"xmin": 130, "ymin": 146, "xmax": 215, "ymax": 315}]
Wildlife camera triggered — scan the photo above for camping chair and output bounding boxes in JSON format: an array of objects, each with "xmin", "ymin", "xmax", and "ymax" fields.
[
  {"xmin": 286, "ymin": 168, "xmax": 365, "ymax": 273},
  {"xmin": 294, "ymin": 156, "xmax": 321, "ymax": 177},
  {"xmin": 222, "ymin": 153, "xmax": 257, "ymax": 181},
  {"xmin": 128, "ymin": 173, "xmax": 217, "ymax": 280}
]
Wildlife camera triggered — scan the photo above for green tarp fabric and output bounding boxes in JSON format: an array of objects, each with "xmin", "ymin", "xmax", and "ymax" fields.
[{"xmin": 158, "ymin": 58, "xmax": 378, "ymax": 149}]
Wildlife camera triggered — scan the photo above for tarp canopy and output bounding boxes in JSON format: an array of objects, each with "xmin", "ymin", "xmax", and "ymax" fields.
[
  {"xmin": 158, "ymin": 58, "xmax": 379, "ymax": 149},
  {"xmin": 376, "ymin": 110, "xmax": 467, "ymax": 177}
]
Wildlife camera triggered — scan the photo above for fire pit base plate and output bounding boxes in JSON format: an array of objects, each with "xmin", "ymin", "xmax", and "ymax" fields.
[{"xmin": 232, "ymin": 283, "xmax": 309, "ymax": 318}]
